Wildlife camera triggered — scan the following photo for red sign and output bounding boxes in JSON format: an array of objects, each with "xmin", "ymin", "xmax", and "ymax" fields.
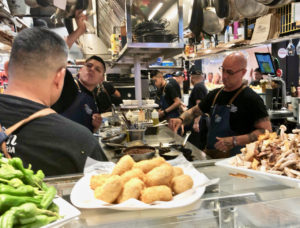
[{"xmin": 276, "ymin": 69, "xmax": 283, "ymax": 77}]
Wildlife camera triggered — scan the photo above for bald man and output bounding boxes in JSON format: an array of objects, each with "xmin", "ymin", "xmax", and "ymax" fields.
[{"xmin": 169, "ymin": 52, "xmax": 271, "ymax": 158}]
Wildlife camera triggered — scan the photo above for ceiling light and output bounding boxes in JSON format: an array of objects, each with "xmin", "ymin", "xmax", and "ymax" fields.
[{"xmin": 148, "ymin": 3, "xmax": 163, "ymax": 20}]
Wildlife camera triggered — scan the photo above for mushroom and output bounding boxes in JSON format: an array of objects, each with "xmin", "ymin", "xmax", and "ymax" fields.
[{"xmin": 279, "ymin": 125, "xmax": 287, "ymax": 140}]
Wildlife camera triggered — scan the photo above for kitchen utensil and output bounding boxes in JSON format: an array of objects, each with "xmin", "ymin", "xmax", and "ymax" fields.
[
  {"xmin": 126, "ymin": 128, "xmax": 146, "ymax": 142},
  {"xmin": 153, "ymin": 120, "xmax": 168, "ymax": 127},
  {"xmin": 188, "ymin": 0, "xmax": 204, "ymax": 38},
  {"xmin": 255, "ymin": 0, "xmax": 292, "ymax": 8},
  {"xmin": 101, "ymin": 133, "xmax": 127, "ymax": 144},
  {"xmin": 122, "ymin": 146, "xmax": 156, "ymax": 162},
  {"xmin": 182, "ymin": 131, "xmax": 192, "ymax": 147},
  {"xmin": 234, "ymin": 0, "xmax": 269, "ymax": 19},
  {"xmin": 227, "ymin": 0, "xmax": 243, "ymax": 21},
  {"xmin": 213, "ymin": 0, "xmax": 229, "ymax": 18},
  {"xmin": 202, "ymin": 0, "xmax": 224, "ymax": 35}
]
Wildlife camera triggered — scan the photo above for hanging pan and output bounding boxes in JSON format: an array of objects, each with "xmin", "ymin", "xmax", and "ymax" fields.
[
  {"xmin": 188, "ymin": 0, "xmax": 204, "ymax": 38},
  {"xmin": 227, "ymin": 0, "xmax": 243, "ymax": 21},
  {"xmin": 213, "ymin": 0, "xmax": 229, "ymax": 19},
  {"xmin": 234, "ymin": 0, "xmax": 269, "ymax": 19},
  {"xmin": 202, "ymin": 0, "xmax": 225, "ymax": 35}
]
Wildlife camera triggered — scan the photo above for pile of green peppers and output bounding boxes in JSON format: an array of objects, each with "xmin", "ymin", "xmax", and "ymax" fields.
[{"xmin": 0, "ymin": 154, "xmax": 60, "ymax": 228}]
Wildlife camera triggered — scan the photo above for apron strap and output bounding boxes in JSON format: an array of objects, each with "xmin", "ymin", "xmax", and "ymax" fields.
[
  {"xmin": 228, "ymin": 85, "xmax": 246, "ymax": 105},
  {"xmin": 212, "ymin": 87, "xmax": 224, "ymax": 106},
  {"xmin": 0, "ymin": 108, "xmax": 56, "ymax": 159}
]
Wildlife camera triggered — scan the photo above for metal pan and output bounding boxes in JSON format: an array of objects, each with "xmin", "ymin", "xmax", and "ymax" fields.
[
  {"xmin": 122, "ymin": 146, "xmax": 156, "ymax": 162},
  {"xmin": 101, "ymin": 133, "xmax": 126, "ymax": 145},
  {"xmin": 202, "ymin": 0, "xmax": 224, "ymax": 35},
  {"xmin": 188, "ymin": 0, "xmax": 204, "ymax": 38},
  {"xmin": 234, "ymin": 0, "xmax": 269, "ymax": 19},
  {"xmin": 213, "ymin": 0, "xmax": 229, "ymax": 19},
  {"xmin": 227, "ymin": 0, "xmax": 243, "ymax": 21}
]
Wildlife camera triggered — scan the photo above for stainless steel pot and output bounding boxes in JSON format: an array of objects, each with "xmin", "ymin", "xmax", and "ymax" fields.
[{"xmin": 234, "ymin": 0, "xmax": 269, "ymax": 19}]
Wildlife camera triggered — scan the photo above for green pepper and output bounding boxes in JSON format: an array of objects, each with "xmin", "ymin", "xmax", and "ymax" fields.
[
  {"xmin": 0, "ymin": 163, "xmax": 23, "ymax": 180},
  {"xmin": 0, "ymin": 184, "xmax": 35, "ymax": 196},
  {"xmin": 15, "ymin": 215, "xmax": 58, "ymax": 228},
  {"xmin": 0, "ymin": 178, "xmax": 24, "ymax": 188},
  {"xmin": 48, "ymin": 202, "xmax": 59, "ymax": 213},
  {"xmin": 0, "ymin": 207, "xmax": 18, "ymax": 228},
  {"xmin": 40, "ymin": 186, "xmax": 57, "ymax": 209},
  {"xmin": 0, "ymin": 194, "xmax": 40, "ymax": 214}
]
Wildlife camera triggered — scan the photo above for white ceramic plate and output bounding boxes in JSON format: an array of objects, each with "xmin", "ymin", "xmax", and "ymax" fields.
[
  {"xmin": 43, "ymin": 197, "xmax": 81, "ymax": 228},
  {"xmin": 70, "ymin": 156, "xmax": 209, "ymax": 210},
  {"xmin": 215, "ymin": 157, "xmax": 300, "ymax": 188}
]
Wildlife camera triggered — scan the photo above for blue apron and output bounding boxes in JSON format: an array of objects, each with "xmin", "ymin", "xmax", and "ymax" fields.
[
  {"xmin": 159, "ymin": 83, "xmax": 180, "ymax": 120},
  {"xmin": 61, "ymin": 80, "xmax": 98, "ymax": 132},
  {"xmin": 206, "ymin": 86, "xmax": 245, "ymax": 158}
]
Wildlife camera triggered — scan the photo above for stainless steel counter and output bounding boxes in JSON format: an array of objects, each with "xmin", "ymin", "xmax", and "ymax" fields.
[{"xmin": 45, "ymin": 127, "xmax": 300, "ymax": 227}]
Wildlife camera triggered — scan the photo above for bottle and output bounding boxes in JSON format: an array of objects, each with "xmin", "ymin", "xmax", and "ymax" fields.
[
  {"xmin": 291, "ymin": 82, "xmax": 297, "ymax": 97},
  {"xmin": 151, "ymin": 109, "xmax": 159, "ymax": 126}
]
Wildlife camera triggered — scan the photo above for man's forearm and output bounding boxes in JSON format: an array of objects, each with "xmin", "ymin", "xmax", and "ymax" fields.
[
  {"xmin": 179, "ymin": 105, "xmax": 202, "ymax": 125},
  {"xmin": 234, "ymin": 128, "xmax": 266, "ymax": 146},
  {"xmin": 66, "ymin": 28, "xmax": 85, "ymax": 49},
  {"xmin": 165, "ymin": 99, "xmax": 181, "ymax": 113}
]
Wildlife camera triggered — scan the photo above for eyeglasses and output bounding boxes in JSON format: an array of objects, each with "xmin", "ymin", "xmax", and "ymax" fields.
[
  {"xmin": 84, "ymin": 62, "xmax": 103, "ymax": 73},
  {"xmin": 219, "ymin": 66, "xmax": 244, "ymax": 76}
]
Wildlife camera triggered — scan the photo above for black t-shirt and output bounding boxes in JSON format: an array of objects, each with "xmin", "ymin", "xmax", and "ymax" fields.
[
  {"xmin": 188, "ymin": 81, "xmax": 208, "ymax": 109},
  {"xmin": 167, "ymin": 78, "xmax": 181, "ymax": 98},
  {"xmin": 0, "ymin": 94, "xmax": 107, "ymax": 176},
  {"xmin": 199, "ymin": 86, "xmax": 268, "ymax": 135},
  {"xmin": 162, "ymin": 82, "xmax": 179, "ymax": 108}
]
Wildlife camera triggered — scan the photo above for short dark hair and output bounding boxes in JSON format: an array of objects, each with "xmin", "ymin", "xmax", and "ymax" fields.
[
  {"xmin": 8, "ymin": 27, "xmax": 68, "ymax": 77},
  {"xmin": 189, "ymin": 70, "xmax": 202, "ymax": 75},
  {"xmin": 86, "ymin": 55, "xmax": 106, "ymax": 71},
  {"xmin": 150, "ymin": 70, "xmax": 161, "ymax": 78}
]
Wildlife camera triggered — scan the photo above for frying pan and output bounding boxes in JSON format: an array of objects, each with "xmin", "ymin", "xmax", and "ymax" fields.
[
  {"xmin": 202, "ymin": 0, "xmax": 225, "ymax": 35},
  {"xmin": 255, "ymin": 0, "xmax": 292, "ymax": 8},
  {"xmin": 122, "ymin": 146, "xmax": 156, "ymax": 162},
  {"xmin": 234, "ymin": 0, "xmax": 269, "ymax": 19},
  {"xmin": 213, "ymin": 0, "xmax": 229, "ymax": 19},
  {"xmin": 188, "ymin": 0, "xmax": 204, "ymax": 38},
  {"xmin": 227, "ymin": 0, "xmax": 243, "ymax": 21}
]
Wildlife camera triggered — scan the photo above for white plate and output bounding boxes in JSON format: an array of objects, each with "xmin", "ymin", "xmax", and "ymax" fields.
[
  {"xmin": 43, "ymin": 197, "xmax": 81, "ymax": 228},
  {"xmin": 70, "ymin": 156, "xmax": 209, "ymax": 210},
  {"xmin": 215, "ymin": 157, "xmax": 300, "ymax": 188}
]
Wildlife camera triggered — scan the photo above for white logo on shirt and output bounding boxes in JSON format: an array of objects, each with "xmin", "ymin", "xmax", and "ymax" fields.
[{"xmin": 84, "ymin": 104, "xmax": 93, "ymax": 115}]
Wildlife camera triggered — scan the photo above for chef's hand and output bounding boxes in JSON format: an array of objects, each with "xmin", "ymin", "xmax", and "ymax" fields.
[
  {"xmin": 169, "ymin": 118, "xmax": 182, "ymax": 133},
  {"xmin": 158, "ymin": 109, "xmax": 164, "ymax": 118},
  {"xmin": 215, "ymin": 136, "xmax": 234, "ymax": 152},
  {"xmin": 75, "ymin": 10, "xmax": 87, "ymax": 34},
  {"xmin": 92, "ymin": 113, "xmax": 102, "ymax": 132}
]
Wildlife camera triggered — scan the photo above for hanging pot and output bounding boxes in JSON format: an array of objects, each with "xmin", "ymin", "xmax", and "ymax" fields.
[
  {"xmin": 188, "ymin": 0, "xmax": 204, "ymax": 38},
  {"xmin": 234, "ymin": 0, "xmax": 269, "ymax": 19},
  {"xmin": 263, "ymin": 0, "xmax": 293, "ymax": 8},
  {"xmin": 227, "ymin": 0, "xmax": 243, "ymax": 21},
  {"xmin": 213, "ymin": 0, "xmax": 229, "ymax": 19},
  {"xmin": 202, "ymin": 0, "xmax": 225, "ymax": 35}
]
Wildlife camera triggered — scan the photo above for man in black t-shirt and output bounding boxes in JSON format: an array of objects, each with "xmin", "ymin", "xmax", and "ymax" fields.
[
  {"xmin": 52, "ymin": 56, "xmax": 105, "ymax": 132},
  {"xmin": 0, "ymin": 27, "xmax": 107, "ymax": 176},
  {"xmin": 169, "ymin": 52, "xmax": 272, "ymax": 158},
  {"xmin": 151, "ymin": 70, "xmax": 181, "ymax": 121},
  {"xmin": 188, "ymin": 70, "xmax": 208, "ymax": 109}
]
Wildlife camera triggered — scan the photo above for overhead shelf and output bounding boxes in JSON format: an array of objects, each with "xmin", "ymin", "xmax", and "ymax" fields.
[
  {"xmin": 148, "ymin": 65, "xmax": 183, "ymax": 70},
  {"xmin": 186, "ymin": 32, "xmax": 300, "ymax": 61},
  {"xmin": 113, "ymin": 42, "xmax": 184, "ymax": 66}
]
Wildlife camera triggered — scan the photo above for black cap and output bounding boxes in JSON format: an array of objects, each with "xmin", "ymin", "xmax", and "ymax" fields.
[
  {"xmin": 173, "ymin": 71, "xmax": 183, "ymax": 77},
  {"xmin": 189, "ymin": 69, "xmax": 202, "ymax": 75},
  {"xmin": 86, "ymin": 55, "xmax": 106, "ymax": 71}
]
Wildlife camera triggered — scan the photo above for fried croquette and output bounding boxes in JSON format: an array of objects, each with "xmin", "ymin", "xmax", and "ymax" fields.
[
  {"xmin": 173, "ymin": 166, "xmax": 184, "ymax": 177},
  {"xmin": 112, "ymin": 155, "xmax": 135, "ymax": 175},
  {"xmin": 117, "ymin": 178, "xmax": 144, "ymax": 203},
  {"xmin": 94, "ymin": 175, "xmax": 123, "ymax": 203},
  {"xmin": 140, "ymin": 185, "xmax": 172, "ymax": 204},
  {"xmin": 145, "ymin": 164, "xmax": 174, "ymax": 186},
  {"xmin": 171, "ymin": 174, "xmax": 193, "ymax": 194},
  {"xmin": 133, "ymin": 156, "xmax": 166, "ymax": 173},
  {"xmin": 90, "ymin": 174, "xmax": 110, "ymax": 190},
  {"xmin": 120, "ymin": 168, "xmax": 145, "ymax": 184}
]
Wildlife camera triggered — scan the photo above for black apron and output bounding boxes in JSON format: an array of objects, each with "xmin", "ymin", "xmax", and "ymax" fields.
[
  {"xmin": 61, "ymin": 80, "xmax": 98, "ymax": 132},
  {"xmin": 205, "ymin": 86, "xmax": 245, "ymax": 158}
]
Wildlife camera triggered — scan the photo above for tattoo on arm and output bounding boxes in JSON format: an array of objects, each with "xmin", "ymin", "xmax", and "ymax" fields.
[{"xmin": 248, "ymin": 132, "xmax": 258, "ymax": 142}]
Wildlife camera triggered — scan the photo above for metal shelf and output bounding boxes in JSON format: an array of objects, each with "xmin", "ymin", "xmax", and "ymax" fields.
[{"xmin": 148, "ymin": 65, "xmax": 184, "ymax": 70}]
